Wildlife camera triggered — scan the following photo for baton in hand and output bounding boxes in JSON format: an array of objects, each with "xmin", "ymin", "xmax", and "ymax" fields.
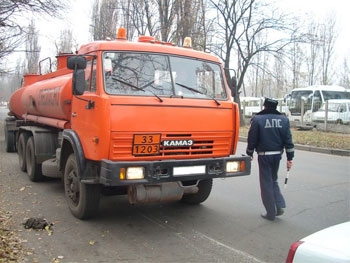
[{"xmin": 284, "ymin": 169, "xmax": 290, "ymax": 189}]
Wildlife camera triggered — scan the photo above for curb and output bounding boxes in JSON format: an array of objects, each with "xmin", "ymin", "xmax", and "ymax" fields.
[{"xmin": 239, "ymin": 137, "xmax": 350, "ymax": 157}]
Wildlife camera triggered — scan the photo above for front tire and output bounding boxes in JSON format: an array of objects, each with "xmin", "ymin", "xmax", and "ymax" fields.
[
  {"xmin": 64, "ymin": 154, "xmax": 100, "ymax": 219},
  {"xmin": 181, "ymin": 179, "xmax": 213, "ymax": 204}
]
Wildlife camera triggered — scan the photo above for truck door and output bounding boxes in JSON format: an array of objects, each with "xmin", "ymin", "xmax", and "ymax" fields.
[{"xmin": 70, "ymin": 58, "xmax": 108, "ymax": 160}]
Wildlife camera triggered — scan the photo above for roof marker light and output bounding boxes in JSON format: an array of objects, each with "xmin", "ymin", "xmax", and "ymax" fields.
[
  {"xmin": 117, "ymin": 28, "xmax": 127, "ymax": 40},
  {"xmin": 183, "ymin": 37, "xmax": 192, "ymax": 48}
]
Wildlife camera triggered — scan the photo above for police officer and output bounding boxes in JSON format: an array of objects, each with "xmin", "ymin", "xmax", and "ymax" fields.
[{"xmin": 246, "ymin": 98, "xmax": 294, "ymax": 221}]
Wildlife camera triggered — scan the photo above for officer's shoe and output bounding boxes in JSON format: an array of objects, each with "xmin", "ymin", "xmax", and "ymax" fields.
[
  {"xmin": 276, "ymin": 208, "xmax": 284, "ymax": 216},
  {"xmin": 261, "ymin": 213, "xmax": 275, "ymax": 221}
]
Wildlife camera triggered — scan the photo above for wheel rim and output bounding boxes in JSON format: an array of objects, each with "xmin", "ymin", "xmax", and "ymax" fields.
[{"xmin": 66, "ymin": 169, "xmax": 80, "ymax": 206}]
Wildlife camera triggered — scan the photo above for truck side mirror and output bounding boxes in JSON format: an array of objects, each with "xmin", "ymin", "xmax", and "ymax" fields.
[
  {"xmin": 67, "ymin": 56, "xmax": 87, "ymax": 70},
  {"xmin": 68, "ymin": 56, "xmax": 87, "ymax": 95},
  {"xmin": 72, "ymin": 69, "xmax": 86, "ymax": 95}
]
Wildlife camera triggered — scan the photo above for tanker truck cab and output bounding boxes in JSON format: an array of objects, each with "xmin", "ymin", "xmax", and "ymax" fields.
[{"xmin": 5, "ymin": 29, "xmax": 251, "ymax": 219}]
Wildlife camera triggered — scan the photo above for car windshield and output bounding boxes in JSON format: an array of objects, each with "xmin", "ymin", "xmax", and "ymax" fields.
[
  {"xmin": 322, "ymin": 91, "xmax": 350, "ymax": 100},
  {"xmin": 103, "ymin": 52, "xmax": 227, "ymax": 100},
  {"xmin": 319, "ymin": 103, "xmax": 341, "ymax": 112}
]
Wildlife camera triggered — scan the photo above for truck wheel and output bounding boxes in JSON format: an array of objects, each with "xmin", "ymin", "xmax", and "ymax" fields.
[
  {"xmin": 18, "ymin": 132, "xmax": 30, "ymax": 172},
  {"xmin": 25, "ymin": 136, "xmax": 44, "ymax": 182},
  {"xmin": 4, "ymin": 128, "xmax": 16, "ymax": 153},
  {"xmin": 181, "ymin": 179, "xmax": 213, "ymax": 204},
  {"xmin": 64, "ymin": 154, "xmax": 100, "ymax": 219}
]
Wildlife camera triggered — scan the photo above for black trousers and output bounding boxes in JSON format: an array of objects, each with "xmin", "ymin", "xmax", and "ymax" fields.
[{"xmin": 258, "ymin": 154, "xmax": 286, "ymax": 219}]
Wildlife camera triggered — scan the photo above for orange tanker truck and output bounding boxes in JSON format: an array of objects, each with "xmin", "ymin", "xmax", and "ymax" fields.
[{"xmin": 4, "ymin": 29, "xmax": 251, "ymax": 219}]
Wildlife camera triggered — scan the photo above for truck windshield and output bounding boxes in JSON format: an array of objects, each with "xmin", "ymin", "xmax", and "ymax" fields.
[{"xmin": 103, "ymin": 52, "xmax": 227, "ymax": 100}]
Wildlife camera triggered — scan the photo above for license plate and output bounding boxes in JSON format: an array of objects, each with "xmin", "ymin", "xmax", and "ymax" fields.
[
  {"xmin": 173, "ymin": 165, "xmax": 206, "ymax": 176},
  {"xmin": 133, "ymin": 134, "xmax": 161, "ymax": 155}
]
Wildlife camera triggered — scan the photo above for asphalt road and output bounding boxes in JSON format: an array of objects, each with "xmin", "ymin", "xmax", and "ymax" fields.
[{"xmin": 0, "ymin": 108, "xmax": 349, "ymax": 263}]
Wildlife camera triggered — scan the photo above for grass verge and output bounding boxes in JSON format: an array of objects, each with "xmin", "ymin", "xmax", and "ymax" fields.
[{"xmin": 239, "ymin": 125, "xmax": 350, "ymax": 151}]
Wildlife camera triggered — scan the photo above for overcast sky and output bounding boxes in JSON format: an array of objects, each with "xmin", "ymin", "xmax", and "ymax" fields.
[
  {"xmin": 7, "ymin": 0, "xmax": 350, "ymax": 70},
  {"xmin": 276, "ymin": 0, "xmax": 349, "ymax": 56},
  {"xmin": 37, "ymin": 0, "xmax": 350, "ymax": 55}
]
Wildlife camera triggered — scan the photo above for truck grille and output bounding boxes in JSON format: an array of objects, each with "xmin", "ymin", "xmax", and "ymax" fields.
[{"xmin": 110, "ymin": 132, "xmax": 232, "ymax": 161}]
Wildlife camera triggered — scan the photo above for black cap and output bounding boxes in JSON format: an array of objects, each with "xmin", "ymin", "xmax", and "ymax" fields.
[{"xmin": 263, "ymin": 98, "xmax": 278, "ymax": 109}]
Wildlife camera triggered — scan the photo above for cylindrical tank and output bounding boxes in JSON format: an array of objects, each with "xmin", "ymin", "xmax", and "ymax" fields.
[{"xmin": 9, "ymin": 74, "xmax": 73, "ymax": 121}]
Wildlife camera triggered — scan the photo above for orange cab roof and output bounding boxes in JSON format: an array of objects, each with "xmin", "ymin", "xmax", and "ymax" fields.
[{"xmin": 78, "ymin": 39, "xmax": 221, "ymax": 63}]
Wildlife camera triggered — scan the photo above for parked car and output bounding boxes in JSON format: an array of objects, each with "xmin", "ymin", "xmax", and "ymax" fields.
[
  {"xmin": 286, "ymin": 221, "xmax": 350, "ymax": 263},
  {"xmin": 312, "ymin": 99, "xmax": 350, "ymax": 124}
]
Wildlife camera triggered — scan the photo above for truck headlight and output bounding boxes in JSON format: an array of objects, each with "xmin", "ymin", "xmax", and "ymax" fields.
[
  {"xmin": 120, "ymin": 167, "xmax": 145, "ymax": 180},
  {"xmin": 127, "ymin": 167, "xmax": 145, "ymax": 179},
  {"xmin": 226, "ymin": 161, "xmax": 243, "ymax": 173}
]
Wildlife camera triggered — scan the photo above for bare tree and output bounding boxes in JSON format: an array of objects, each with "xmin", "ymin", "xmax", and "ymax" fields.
[
  {"xmin": 174, "ymin": 0, "xmax": 194, "ymax": 44},
  {"xmin": 0, "ymin": 0, "xmax": 66, "ymax": 69},
  {"xmin": 173, "ymin": 0, "xmax": 209, "ymax": 50},
  {"xmin": 289, "ymin": 40, "xmax": 304, "ymax": 89},
  {"xmin": 91, "ymin": 0, "xmax": 148, "ymax": 41},
  {"xmin": 55, "ymin": 29, "xmax": 74, "ymax": 54},
  {"xmin": 90, "ymin": 0, "xmax": 101, "ymax": 40},
  {"xmin": 319, "ymin": 14, "xmax": 337, "ymax": 85},
  {"xmin": 89, "ymin": 0, "xmax": 209, "ymax": 49},
  {"xmin": 127, "ymin": 0, "xmax": 158, "ymax": 38},
  {"xmin": 24, "ymin": 19, "xmax": 41, "ymax": 74},
  {"xmin": 305, "ymin": 22, "xmax": 321, "ymax": 86},
  {"xmin": 299, "ymin": 15, "xmax": 338, "ymax": 86},
  {"xmin": 0, "ymin": 58, "xmax": 24, "ymax": 101},
  {"xmin": 157, "ymin": 0, "xmax": 176, "ymax": 42},
  {"xmin": 209, "ymin": 0, "xmax": 293, "ymax": 124},
  {"xmin": 339, "ymin": 58, "xmax": 350, "ymax": 89},
  {"xmin": 90, "ymin": 0, "xmax": 119, "ymax": 41},
  {"xmin": 194, "ymin": 0, "xmax": 215, "ymax": 51},
  {"xmin": 272, "ymin": 54, "xmax": 287, "ymax": 98}
]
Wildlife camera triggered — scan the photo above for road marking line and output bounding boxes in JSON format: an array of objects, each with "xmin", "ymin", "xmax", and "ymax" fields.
[
  {"xmin": 141, "ymin": 213, "xmax": 265, "ymax": 263},
  {"xmin": 193, "ymin": 231, "xmax": 266, "ymax": 263}
]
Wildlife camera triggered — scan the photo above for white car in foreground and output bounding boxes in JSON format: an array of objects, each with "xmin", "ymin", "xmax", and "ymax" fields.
[{"xmin": 286, "ymin": 221, "xmax": 350, "ymax": 263}]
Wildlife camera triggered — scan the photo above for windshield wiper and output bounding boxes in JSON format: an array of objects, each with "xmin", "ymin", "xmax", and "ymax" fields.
[
  {"xmin": 141, "ymin": 80, "xmax": 154, "ymax": 89},
  {"xmin": 175, "ymin": 82, "xmax": 220, "ymax": 106},
  {"xmin": 111, "ymin": 77, "xmax": 163, "ymax": 102}
]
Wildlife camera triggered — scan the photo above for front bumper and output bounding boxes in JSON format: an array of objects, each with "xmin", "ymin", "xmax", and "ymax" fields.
[{"xmin": 98, "ymin": 156, "xmax": 251, "ymax": 186}]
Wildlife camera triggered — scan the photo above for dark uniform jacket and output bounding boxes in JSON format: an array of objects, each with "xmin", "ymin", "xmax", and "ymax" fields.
[{"xmin": 246, "ymin": 108, "xmax": 294, "ymax": 160}]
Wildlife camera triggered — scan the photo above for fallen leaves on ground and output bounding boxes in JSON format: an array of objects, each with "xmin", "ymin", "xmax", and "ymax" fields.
[{"xmin": 0, "ymin": 210, "xmax": 24, "ymax": 263}]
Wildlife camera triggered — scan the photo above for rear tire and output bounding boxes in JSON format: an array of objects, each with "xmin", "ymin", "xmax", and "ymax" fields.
[
  {"xmin": 4, "ymin": 118, "xmax": 17, "ymax": 153},
  {"xmin": 18, "ymin": 132, "xmax": 30, "ymax": 172},
  {"xmin": 25, "ymin": 136, "xmax": 44, "ymax": 182},
  {"xmin": 5, "ymin": 128, "xmax": 16, "ymax": 153},
  {"xmin": 181, "ymin": 179, "xmax": 213, "ymax": 204},
  {"xmin": 64, "ymin": 154, "xmax": 100, "ymax": 219}
]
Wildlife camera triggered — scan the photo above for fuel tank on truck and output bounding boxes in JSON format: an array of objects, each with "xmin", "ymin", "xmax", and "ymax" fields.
[{"xmin": 9, "ymin": 73, "xmax": 73, "ymax": 121}]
